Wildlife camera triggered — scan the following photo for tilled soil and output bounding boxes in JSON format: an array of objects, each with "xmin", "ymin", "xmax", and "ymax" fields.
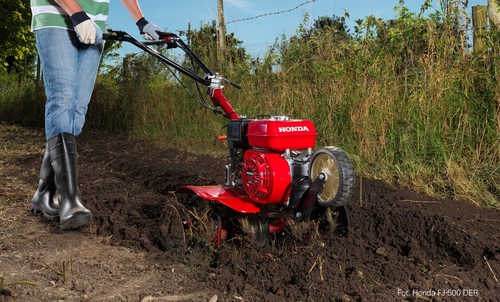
[{"xmin": 0, "ymin": 123, "xmax": 499, "ymax": 302}]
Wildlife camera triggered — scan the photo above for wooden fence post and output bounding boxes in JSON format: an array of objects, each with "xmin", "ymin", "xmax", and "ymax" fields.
[{"xmin": 473, "ymin": 5, "xmax": 488, "ymax": 54}]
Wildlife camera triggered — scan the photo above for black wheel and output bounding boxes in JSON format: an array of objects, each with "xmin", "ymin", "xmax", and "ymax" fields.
[{"xmin": 308, "ymin": 146, "xmax": 355, "ymax": 207}]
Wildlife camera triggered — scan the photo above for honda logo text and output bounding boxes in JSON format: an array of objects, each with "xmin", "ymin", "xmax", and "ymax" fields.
[{"xmin": 278, "ymin": 126, "xmax": 310, "ymax": 132}]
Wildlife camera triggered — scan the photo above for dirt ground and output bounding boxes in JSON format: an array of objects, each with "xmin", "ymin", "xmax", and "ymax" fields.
[{"xmin": 0, "ymin": 122, "xmax": 499, "ymax": 302}]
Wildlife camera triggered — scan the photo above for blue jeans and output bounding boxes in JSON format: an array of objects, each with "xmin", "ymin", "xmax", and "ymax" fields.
[{"xmin": 35, "ymin": 28, "xmax": 104, "ymax": 140}]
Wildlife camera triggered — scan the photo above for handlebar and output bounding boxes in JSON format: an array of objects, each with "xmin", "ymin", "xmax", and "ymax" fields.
[
  {"xmin": 103, "ymin": 30, "xmax": 178, "ymax": 47},
  {"xmin": 103, "ymin": 30, "xmax": 241, "ymax": 120},
  {"xmin": 103, "ymin": 30, "xmax": 212, "ymax": 86}
]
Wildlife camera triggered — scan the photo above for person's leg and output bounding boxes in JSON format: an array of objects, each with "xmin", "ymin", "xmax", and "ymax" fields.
[
  {"xmin": 31, "ymin": 28, "xmax": 76, "ymax": 219},
  {"xmin": 74, "ymin": 35, "xmax": 104, "ymax": 136},
  {"xmin": 36, "ymin": 28, "xmax": 103, "ymax": 138},
  {"xmin": 35, "ymin": 28, "xmax": 80, "ymax": 140},
  {"xmin": 34, "ymin": 28, "xmax": 97, "ymax": 229},
  {"xmin": 30, "ymin": 143, "xmax": 59, "ymax": 219},
  {"xmin": 48, "ymin": 132, "xmax": 92, "ymax": 230}
]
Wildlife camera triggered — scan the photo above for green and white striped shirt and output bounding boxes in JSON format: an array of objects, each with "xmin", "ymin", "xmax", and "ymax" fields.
[{"xmin": 31, "ymin": 0, "xmax": 110, "ymax": 31}]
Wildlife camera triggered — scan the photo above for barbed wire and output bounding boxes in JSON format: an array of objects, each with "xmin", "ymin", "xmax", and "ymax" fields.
[{"xmin": 225, "ymin": 0, "xmax": 317, "ymax": 25}]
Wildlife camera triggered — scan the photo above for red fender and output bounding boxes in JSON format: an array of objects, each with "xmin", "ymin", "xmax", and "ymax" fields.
[{"xmin": 174, "ymin": 185, "xmax": 261, "ymax": 214}]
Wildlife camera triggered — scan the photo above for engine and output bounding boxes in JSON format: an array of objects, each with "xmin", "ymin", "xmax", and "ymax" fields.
[
  {"xmin": 241, "ymin": 150, "xmax": 290, "ymax": 204},
  {"xmin": 226, "ymin": 117, "xmax": 317, "ymax": 205}
]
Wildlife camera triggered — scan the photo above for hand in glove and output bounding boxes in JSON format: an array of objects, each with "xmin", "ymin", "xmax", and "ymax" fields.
[
  {"xmin": 71, "ymin": 11, "xmax": 102, "ymax": 44},
  {"xmin": 136, "ymin": 17, "xmax": 162, "ymax": 40}
]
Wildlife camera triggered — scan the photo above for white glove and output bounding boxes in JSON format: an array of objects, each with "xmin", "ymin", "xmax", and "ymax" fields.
[
  {"xmin": 136, "ymin": 17, "xmax": 163, "ymax": 41},
  {"xmin": 74, "ymin": 19, "xmax": 97, "ymax": 44},
  {"xmin": 71, "ymin": 11, "xmax": 101, "ymax": 44}
]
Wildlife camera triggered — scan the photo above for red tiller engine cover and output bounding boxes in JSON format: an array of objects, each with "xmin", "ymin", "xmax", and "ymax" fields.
[
  {"xmin": 246, "ymin": 118, "xmax": 317, "ymax": 151},
  {"xmin": 242, "ymin": 150, "xmax": 290, "ymax": 204}
]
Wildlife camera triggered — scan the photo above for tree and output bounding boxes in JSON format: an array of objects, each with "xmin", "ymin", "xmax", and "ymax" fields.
[
  {"xmin": 0, "ymin": 0, "xmax": 36, "ymax": 72},
  {"xmin": 273, "ymin": 14, "xmax": 352, "ymax": 74},
  {"xmin": 305, "ymin": 15, "xmax": 352, "ymax": 41},
  {"xmin": 185, "ymin": 21, "xmax": 249, "ymax": 72}
]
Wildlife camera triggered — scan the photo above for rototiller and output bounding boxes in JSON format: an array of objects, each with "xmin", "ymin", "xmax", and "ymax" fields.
[{"xmin": 104, "ymin": 31, "xmax": 355, "ymax": 248}]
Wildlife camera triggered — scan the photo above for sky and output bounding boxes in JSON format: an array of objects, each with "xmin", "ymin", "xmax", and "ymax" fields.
[{"xmin": 106, "ymin": 0, "xmax": 487, "ymax": 57}]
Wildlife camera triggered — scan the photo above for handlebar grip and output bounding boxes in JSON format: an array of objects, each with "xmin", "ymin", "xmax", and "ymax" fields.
[{"xmin": 102, "ymin": 31, "xmax": 128, "ymax": 41}]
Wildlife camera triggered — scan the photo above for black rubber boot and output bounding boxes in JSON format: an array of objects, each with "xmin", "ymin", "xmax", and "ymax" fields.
[
  {"xmin": 30, "ymin": 144, "xmax": 60, "ymax": 219},
  {"xmin": 48, "ymin": 133, "xmax": 92, "ymax": 230}
]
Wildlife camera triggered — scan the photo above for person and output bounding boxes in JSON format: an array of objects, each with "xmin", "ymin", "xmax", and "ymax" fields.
[{"xmin": 29, "ymin": 0, "xmax": 163, "ymax": 230}]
